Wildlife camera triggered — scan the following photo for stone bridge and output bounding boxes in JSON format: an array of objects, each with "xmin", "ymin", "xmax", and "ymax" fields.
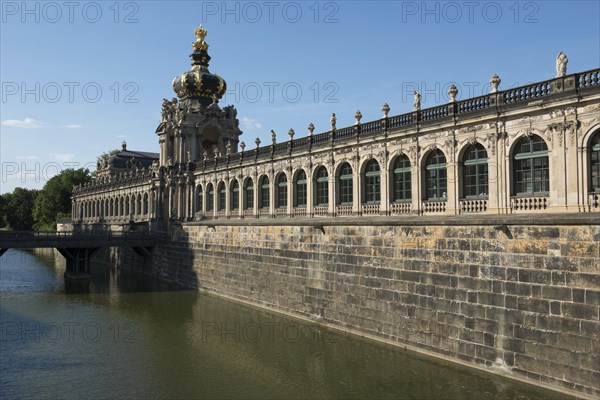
[{"xmin": 0, "ymin": 231, "xmax": 156, "ymax": 278}]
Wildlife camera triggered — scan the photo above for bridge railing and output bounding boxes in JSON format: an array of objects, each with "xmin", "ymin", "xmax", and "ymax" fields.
[{"xmin": 0, "ymin": 230, "xmax": 158, "ymax": 242}]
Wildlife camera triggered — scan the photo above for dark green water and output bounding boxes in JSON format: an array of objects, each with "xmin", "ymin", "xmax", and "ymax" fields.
[{"xmin": 0, "ymin": 249, "xmax": 574, "ymax": 399}]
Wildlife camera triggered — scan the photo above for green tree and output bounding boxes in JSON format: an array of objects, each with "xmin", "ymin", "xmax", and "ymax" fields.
[
  {"xmin": 33, "ymin": 168, "xmax": 91, "ymax": 231},
  {"xmin": 5, "ymin": 188, "xmax": 37, "ymax": 231},
  {"xmin": 0, "ymin": 193, "xmax": 9, "ymax": 229}
]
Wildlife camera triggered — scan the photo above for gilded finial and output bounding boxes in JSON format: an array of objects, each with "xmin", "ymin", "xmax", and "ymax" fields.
[{"xmin": 192, "ymin": 25, "xmax": 209, "ymax": 52}]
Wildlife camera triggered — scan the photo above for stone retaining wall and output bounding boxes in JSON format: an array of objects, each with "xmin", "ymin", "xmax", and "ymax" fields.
[{"xmin": 96, "ymin": 217, "xmax": 600, "ymax": 398}]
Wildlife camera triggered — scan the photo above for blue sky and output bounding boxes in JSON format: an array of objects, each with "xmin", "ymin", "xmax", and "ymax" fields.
[{"xmin": 1, "ymin": 0, "xmax": 599, "ymax": 193}]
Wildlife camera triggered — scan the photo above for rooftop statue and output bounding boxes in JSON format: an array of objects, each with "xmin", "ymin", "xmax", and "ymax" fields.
[
  {"xmin": 556, "ymin": 51, "xmax": 568, "ymax": 77},
  {"xmin": 413, "ymin": 91, "xmax": 422, "ymax": 111}
]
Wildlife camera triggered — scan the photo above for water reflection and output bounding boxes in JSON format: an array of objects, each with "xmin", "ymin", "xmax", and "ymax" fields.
[{"xmin": 0, "ymin": 249, "xmax": 576, "ymax": 399}]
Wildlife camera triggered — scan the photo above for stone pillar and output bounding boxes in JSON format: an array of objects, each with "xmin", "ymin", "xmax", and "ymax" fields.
[
  {"xmin": 198, "ymin": 181, "xmax": 205, "ymax": 217},
  {"xmin": 179, "ymin": 182, "xmax": 186, "ymax": 220},
  {"xmin": 486, "ymin": 134, "xmax": 500, "ymax": 214},
  {"xmin": 550, "ymin": 125, "xmax": 585, "ymax": 211},
  {"xmin": 577, "ymin": 136, "xmax": 587, "ymax": 211},
  {"xmin": 269, "ymin": 172, "xmax": 275, "ymax": 217},
  {"xmin": 167, "ymin": 185, "xmax": 174, "ymax": 220},
  {"xmin": 154, "ymin": 187, "xmax": 161, "ymax": 219},
  {"xmin": 446, "ymin": 160, "xmax": 457, "ymax": 215},
  {"xmin": 306, "ymin": 170, "xmax": 314, "ymax": 217},
  {"xmin": 328, "ymin": 174, "xmax": 335, "ymax": 216},
  {"xmin": 287, "ymin": 174, "xmax": 293, "ymax": 216},
  {"xmin": 446, "ymin": 139, "xmax": 458, "ymax": 215},
  {"xmin": 159, "ymin": 138, "xmax": 166, "ymax": 165},
  {"xmin": 501, "ymin": 138, "xmax": 512, "ymax": 214},
  {"xmin": 353, "ymin": 164, "xmax": 361, "ymax": 215},
  {"xmin": 189, "ymin": 181, "xmax": 195, "ymax": 220},
  {"xmin": 238, "ymin": 182, "xmax": 244, "ymax": 219},
  {"xmin": 380, "ymin": 166, "xmax": 389, "ymax": 215},
  {"xmin": 224, "ymin": 181, "xmax": 230, "ymax": 218},
  {"xmin": 253, "ymin": 176, "xmax": 259, "ymax": 218},
  {"xmin": 411, "ymin": 159, "xmax": 421, "ymax": 214}
]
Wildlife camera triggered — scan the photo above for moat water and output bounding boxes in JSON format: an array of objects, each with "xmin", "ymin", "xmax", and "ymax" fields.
[{"xmin": 0, "ymin": 249, "xmax": 574, "ymax": 400}]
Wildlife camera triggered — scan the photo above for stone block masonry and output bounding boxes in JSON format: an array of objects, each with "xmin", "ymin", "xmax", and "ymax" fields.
[{"xmin": 98, "ymin": 215, "xmax": 600, "ymax": 399}]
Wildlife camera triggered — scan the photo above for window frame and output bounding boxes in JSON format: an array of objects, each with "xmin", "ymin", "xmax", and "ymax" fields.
[
  {"xmin": 230, "ymin": 180, "xmax": 239, "ymax": 211},
  {"xmin": 512, "ymin": 135, "xmax": 550, "ymax": 196},
  {"xmin": 338, "ymin": 163, "xmax": 353, "ymax": 205},
  {"xmin": 276, "ymin": 174, "xmax": 288, "ymax": 208},
  {"xmin": 260, "ymin": 177, "xmax": 270, "ymax": 209},
  {"xmin": 392, "ymin": 156, "xmax": 411, "ymax": 203},
  {"xmin": 590, "ymin": 132, "xmax": 600, "ymax": 193},
  {"xmin": 315, "ymin": 167, "xmax": 329, "ymax": 206},
  {"xmin": 295, "ymin": 170, "xmax": 307, "ymax": 207},
  {"xmin": 462, "ymin": 144, "xmax": 489, "ymax": 199},
  {"xmin": 245, "ymin": 179, "xmax": 254, "ymax": 210},
  {"xmin": 424, "ymin": 150, "xmax": 448, "ymax": 200}
]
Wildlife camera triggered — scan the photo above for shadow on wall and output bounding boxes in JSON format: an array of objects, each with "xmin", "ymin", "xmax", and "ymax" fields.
[{"xmin": 85, "ymin": 223, "xmax": 200, "ymax": 293}]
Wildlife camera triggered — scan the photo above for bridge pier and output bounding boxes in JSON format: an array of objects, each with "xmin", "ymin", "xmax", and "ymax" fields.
[{"xmin": 56, "ymin": 248, "xmax": 99, "ymax": 279}]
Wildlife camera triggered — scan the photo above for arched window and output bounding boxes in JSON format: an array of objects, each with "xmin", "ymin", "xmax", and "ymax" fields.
[
  {"xmin": 206, "ymin": 183, "xmax": 214, "ymax": 212},
  {"xmin": 462, "ymin": 144, "xmax": 488, "ymax": 198},
  {"xmin": 109, "ymin": 198, "xmax": 114, "ymax": 216},
  {"xmin": 245, "ymin": 178, "xmax": 254, "ymax": 209},
  {"xmin": 363, "ymin": 159, "xmax": 381, "ymax": 203},
  {"xmin": 513, "ymin": 135, "xmax": 549, "ymax": 195},
  {"xmin": 590, "ymin": 131, "xmax": 600, "ymax": 193},
  {"xmin": 120, "ymin": 197, "xmax": 125, "ymax": 216},
  {"xmin": 260, "ymin": 176, "xmax": 270, "ymax": 209},
  {"xmin": 230, "ymin": 180, "xmax": 239, "ymax": 211},
  {"xmin": 125, "ymin": 196, "xmax": 130, "ymax": 216},
  {"xmin": 315, "ymin": 166, "xmax": 329, "ymax": 206},
  {"xmin": 196, "ymin": 185, "xmax": 203, "ymax": 212},
  {"xmin": 143, "ymin": 193, "xmax": 149, "ymax": 215},
  {"xmin": 136, "ymin": 194, "xmax": 142, "ymax": 215},
  {"xmin": 218, "ymin": 182, "xmax": 226, "ymax": 211},
  {"xmin": 392, "ymin": 155, "xmax": 411, "ymax": 202},
  {"xmin": 295, "ymin": 170, "xmax": 307, "ymax": 207},
  {"xmin": 338, "ymin": 163, "xmax": 353, "ymax": 204},
  {"xmin": 277, "ymin": 174, "xmax": 288, "ymax": 208},
  {"xmin": 425, "ymin": 150, "xmax": 447, "ymax": 200}
]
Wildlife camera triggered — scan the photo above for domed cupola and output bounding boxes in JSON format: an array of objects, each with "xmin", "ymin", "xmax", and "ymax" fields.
[{"xmin": 172, "ymin": 26, "xmax": 227, "ymax": 106}]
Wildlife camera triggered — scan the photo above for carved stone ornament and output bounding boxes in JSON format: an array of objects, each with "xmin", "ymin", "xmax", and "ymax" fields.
[
  {"xmin": 444, "ymin": 139, "xmax": 456, "ymax": 157},
  {"xmin": 448, "ymin": 85, "xmax": 458, "ymax": 103},
  {"xmin": 486, "ymin": 131, "xmax": 497, "ymax": 155},
  {"xmin": 489, "ymin": 74, "xmax": 501, "ymax": 93},
  {"xmin": 382, "ymin": 103, "xmax": 390, "ymax": 118},
  {"xmin": 354, "ymin": 110, "xmax": 362, "ymax": 125}
]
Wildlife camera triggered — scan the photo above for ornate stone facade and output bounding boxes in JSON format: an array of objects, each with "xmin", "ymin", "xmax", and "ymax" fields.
[{"xmin": 72, "ymin": 31, "xmax": 600, "ymax": 229}]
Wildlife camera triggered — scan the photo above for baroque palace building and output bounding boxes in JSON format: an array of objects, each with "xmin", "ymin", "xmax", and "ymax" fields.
[{"xmin": 72, "ymin": 26, "xmax": 600, "ymax": 229}]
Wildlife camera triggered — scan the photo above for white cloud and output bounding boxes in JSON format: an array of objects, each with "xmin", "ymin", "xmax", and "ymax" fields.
[
  {"xmin": 241, "ymin": 117, "xmax": 262, "ymax": 131},
  {"xmin": 1, "ymin": 118, "xmax": 44, "ymax": 129},
  {"xmin": 16, "ymin": 155, "xmax": 39, "ymax": 160},
  {"xmin": 50, "ymin": 153, "xmax": 76, "ymax": 162},
  {"xmin": 116, "ymin": 134, "xmax": 126, "ymax": 138},
  {"xmin": 62, "ymin": 124, "xmax": 83, "ymax": 129}
]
